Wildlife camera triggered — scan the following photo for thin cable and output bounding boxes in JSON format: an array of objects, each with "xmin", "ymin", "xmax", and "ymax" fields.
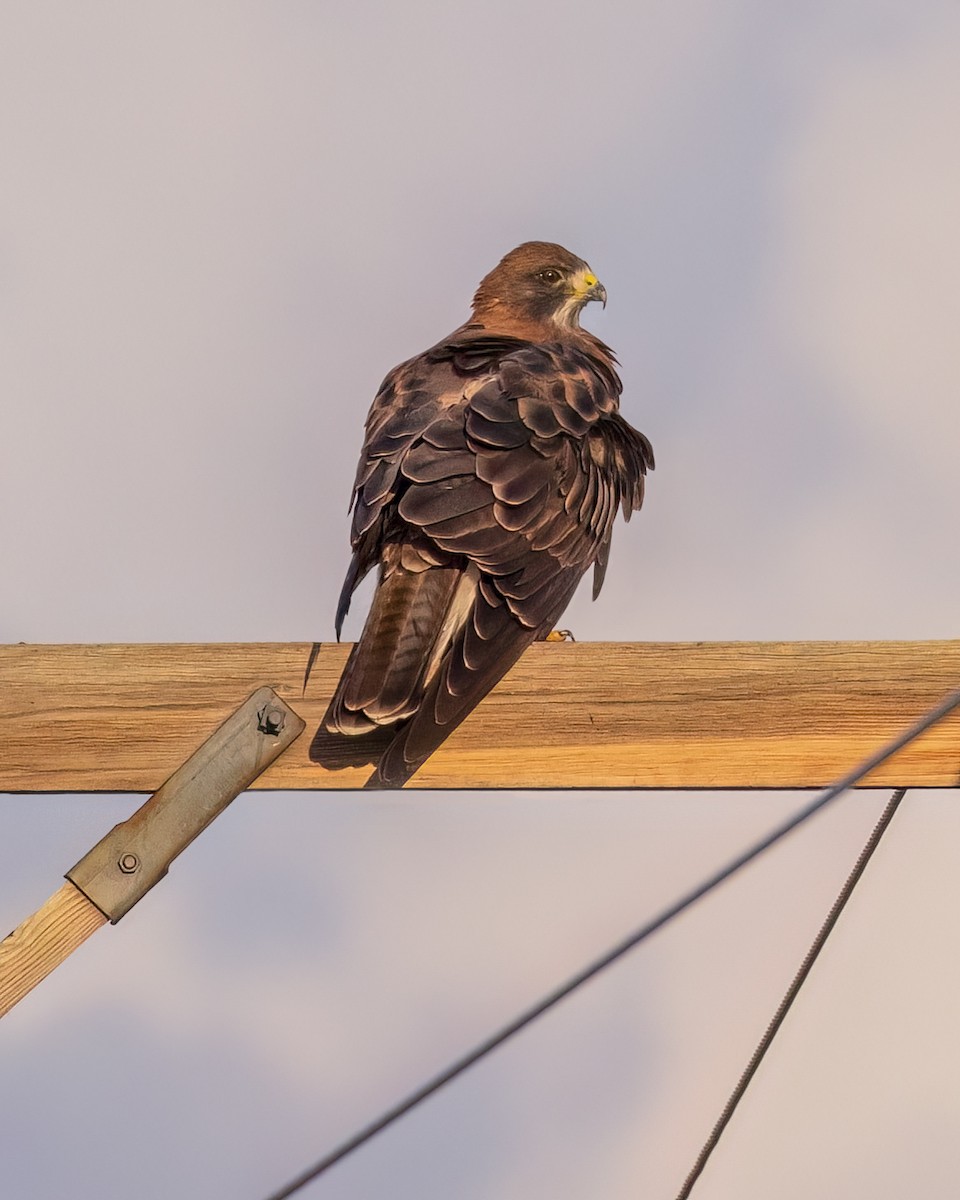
[
  {"xmin": 263, "ymin": 686, "xmax": 960, "ymax": 1200},
  {"xmin": 675, "ymin": 786, "xmax": 907, "ymax": 1200}
]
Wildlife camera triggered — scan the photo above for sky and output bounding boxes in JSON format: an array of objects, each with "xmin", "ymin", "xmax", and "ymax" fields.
[{"xmin": 2, "ymin": 1, "xmax": 960, "ymax": 1197}]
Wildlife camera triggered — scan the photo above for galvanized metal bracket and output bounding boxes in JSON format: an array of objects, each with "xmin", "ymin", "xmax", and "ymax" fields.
[{"xmin": 66, "ymin": 687, "xmax": 305, "ymax": 922}]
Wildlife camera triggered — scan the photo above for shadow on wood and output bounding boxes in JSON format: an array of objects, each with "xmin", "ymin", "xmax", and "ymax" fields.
[{"xmin": 308, "ymin": 724, "xmax": 393, "ymax": 772}]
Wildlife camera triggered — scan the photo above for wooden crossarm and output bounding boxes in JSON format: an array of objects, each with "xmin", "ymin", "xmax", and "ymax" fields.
[{"xmin": 3, "ymin": 641, "xmax": 960, "ymax": 791}]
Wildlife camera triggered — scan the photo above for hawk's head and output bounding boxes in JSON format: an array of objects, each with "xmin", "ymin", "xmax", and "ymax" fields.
[{"xmin": 471, "ymin": 241, "xmax": 607, "ymax": 330}]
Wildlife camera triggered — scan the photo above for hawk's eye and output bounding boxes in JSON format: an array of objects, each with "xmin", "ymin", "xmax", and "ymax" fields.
[{"xmin": 537, "ymin": 269, "xmax": 562, "ymax": 285}]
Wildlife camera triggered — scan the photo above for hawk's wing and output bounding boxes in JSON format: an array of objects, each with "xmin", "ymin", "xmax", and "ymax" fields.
[{"xmin": 321, "ymin": 333, "xmax": 654, "ymax": 787}]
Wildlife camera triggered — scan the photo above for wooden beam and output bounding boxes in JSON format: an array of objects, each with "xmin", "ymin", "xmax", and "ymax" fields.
[{"xmin": 2, "ymin": 641, "xmax": 960, "ymax": 791}]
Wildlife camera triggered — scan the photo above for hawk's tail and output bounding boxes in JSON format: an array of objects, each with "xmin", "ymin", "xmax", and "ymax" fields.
[
  {"xmin": 369, "ymin": 585, "xmax": 547, "ymax": 788},
  {"xmin": 322, "ymin": 565, "xmax": 462, "ymax": 735}
]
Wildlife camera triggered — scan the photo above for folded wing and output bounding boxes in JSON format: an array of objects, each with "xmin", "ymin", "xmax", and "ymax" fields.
[{"xmin": 321, "ymin": 335, "xmax": 654, "ymax": 786}]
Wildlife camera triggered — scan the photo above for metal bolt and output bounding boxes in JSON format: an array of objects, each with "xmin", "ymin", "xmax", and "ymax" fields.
[
  {"xmin": 118, "ymin": 853, "xmax": 140, "ymax": 874},
  {"xmin": 257, "ymin": 704, "xmax": 286, "ymax": 736}
]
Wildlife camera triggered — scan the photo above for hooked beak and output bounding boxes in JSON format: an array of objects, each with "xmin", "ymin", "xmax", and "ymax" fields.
[{"xmin": 589, "ymin": 280, "xmax": 607, "ymax": 308}]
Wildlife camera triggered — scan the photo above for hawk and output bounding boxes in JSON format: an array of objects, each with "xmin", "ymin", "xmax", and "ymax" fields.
[{"xmin": 315, "ymin": 242, "xmax": 654, "ymax": 787}]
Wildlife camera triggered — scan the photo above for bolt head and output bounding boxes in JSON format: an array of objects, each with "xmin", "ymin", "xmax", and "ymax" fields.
[
  {"xmin": 118, "ymin": 853, "xmax": 140, "ymax": 874},
  {"xmin": 257, "ymin": 704, "xmax": 286, "ymax": 736}
]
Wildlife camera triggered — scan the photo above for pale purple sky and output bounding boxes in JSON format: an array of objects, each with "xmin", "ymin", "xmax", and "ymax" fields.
[{"xmin": 3, "ymin": 3, "xmax": 960, "ymax": 1198}]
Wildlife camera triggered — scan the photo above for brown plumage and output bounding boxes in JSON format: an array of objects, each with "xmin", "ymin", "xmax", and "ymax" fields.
[{"xmin": 314, "ymin": 242, "xmax": 654, "ymax": 787}]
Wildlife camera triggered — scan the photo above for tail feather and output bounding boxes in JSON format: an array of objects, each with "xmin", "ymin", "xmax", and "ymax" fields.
[
  {"xmin": 371, "ymin": 567, "xmax": 584, "ymax": 788},
  {"xmin": 370, "ymin": 589, "xmax": 538, "ymax": 788},
  {"xmin": 323, "ymin": 565, "xmax": 462, "ymax": 733}
]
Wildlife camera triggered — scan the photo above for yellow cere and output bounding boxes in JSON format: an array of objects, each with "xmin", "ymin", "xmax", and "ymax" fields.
[{"xmin": 572, "ymin": 270, "xmax": 599, "ymax": 295}]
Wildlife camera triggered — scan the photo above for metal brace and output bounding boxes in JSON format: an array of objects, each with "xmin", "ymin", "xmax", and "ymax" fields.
[{"xmin": 66, "ymin": 687, "xmax": 304, "ymax": 922}]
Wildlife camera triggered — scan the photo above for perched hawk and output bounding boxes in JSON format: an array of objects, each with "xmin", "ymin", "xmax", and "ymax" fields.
[{"xmin": 316, "ymin": 242, "xmax": 654, "ymax": 787}]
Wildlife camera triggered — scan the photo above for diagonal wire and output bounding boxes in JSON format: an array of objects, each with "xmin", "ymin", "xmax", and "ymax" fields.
[
  {"xmin": 675, "ymin": 786, "xmax": 907, "ymax": 1200},
  {"xmin": 262, "ymin": 684, "xmax": 960, "ymax": 1200}
]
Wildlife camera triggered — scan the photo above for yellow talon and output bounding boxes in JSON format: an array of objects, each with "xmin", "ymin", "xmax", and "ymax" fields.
[{"xmin": 545, "ymin": 629, "xmax": 576, "ymax": 642}]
